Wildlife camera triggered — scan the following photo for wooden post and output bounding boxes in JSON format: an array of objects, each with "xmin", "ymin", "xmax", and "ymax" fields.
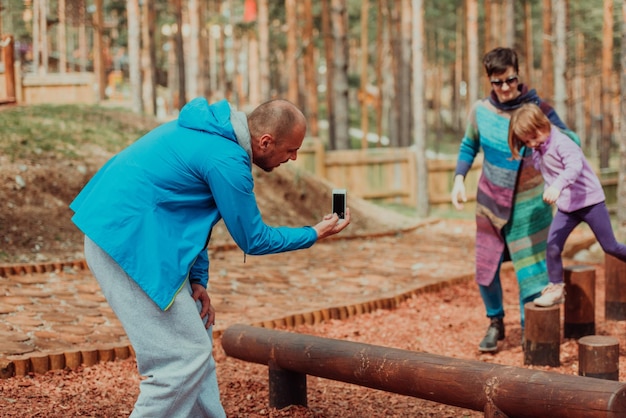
[
  {"xmin": 578, "ymin": 335, "xmax": 619, "ymax": 381},
  {"xmin": 563, "ymin": 265, "xmax": 596, "ymax": 338},
  {"xmin": 2, "ymin": 35, "xmax": 15, "ymax": 100},
  {"xmin": 605, "ymin": 254, "xmax": 626, "ymax": 320},
  {"xmin": 523, "ymin": 303, "xmax": 560, "ymax": 367},
  {"xmin": 268, "ymin": 362, "xmax": 307, "ymax": 408}
]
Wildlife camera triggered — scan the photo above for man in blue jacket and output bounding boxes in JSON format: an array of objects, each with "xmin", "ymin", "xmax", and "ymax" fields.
[{"xmin": 70, "ymin": 97, "xmax": 351, "ymax": 417}]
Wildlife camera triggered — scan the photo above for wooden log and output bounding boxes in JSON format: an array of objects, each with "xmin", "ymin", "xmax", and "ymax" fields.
[
  {"xmin": 578, "ymin": 335, "xmax": 620, "ymax": 381},
  {"xmin": 98, "ymin": 347, "xmax": 116, "ymax": 363},
  {"xmin": 268, "ymin": 362, "xmax": 307, "ymax": 408},
  {"xmin": 605, "ymin": 254, "xmax": 626, "ymax": 320},
  {"xmin": 65, "ymin": 350, "xmax": 82, "ymax": 369},
  {"xmin": 29, "ymin": 354, "xmax": 50, "ymax": 375},
  {"xmin": 49, "ymin": 352, "xmax": 66, "ymax": 370},
  {"xmin": 81, "ymin": 349, "xmax": 99, "ymax": 366},
  {"xmin": 114, "ymin": 345, "xmax": 130, "ymax": 360},
  {"xmin": 563, "ymin": 265, "xmax": 596, "ymax": 339},
  {"xmin": 10, "ymin": 356, "xmax": 31, "ymax": 376},
  {"xmin": 0, "ymin": 359, "xmax": 15, "ymax": 379},
  {"xmin": 222, "ymin": 324, "xmax": 626, "ymax": 418},
  {"xmin": 523, "ymin": 303, "xmax": 560, "ymax": 367}
]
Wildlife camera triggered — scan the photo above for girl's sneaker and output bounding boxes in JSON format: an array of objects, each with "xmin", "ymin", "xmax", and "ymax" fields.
[{"xmin": 533, "ymin": 283, "xmax": 566, "ymax": 307}]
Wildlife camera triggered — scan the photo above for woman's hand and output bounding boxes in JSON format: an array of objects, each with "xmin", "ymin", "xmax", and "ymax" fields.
[{"xmin": 451, "ymin": 175, "xmax": 467, "ymax": 210}]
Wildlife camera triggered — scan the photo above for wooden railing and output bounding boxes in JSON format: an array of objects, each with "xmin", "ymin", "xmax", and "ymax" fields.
[
  {"xmin": 292, "ymin": 138, "xmax": 619, "ymax": 213},
  {"xmin": 222, "ymin": 324, "xmax": 626, "ymax": 418}
]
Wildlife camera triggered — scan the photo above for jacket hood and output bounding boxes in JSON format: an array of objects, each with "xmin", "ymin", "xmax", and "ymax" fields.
[{"xmin": 178, "ymin": 98, "xmax": 252, "ymax": 160}]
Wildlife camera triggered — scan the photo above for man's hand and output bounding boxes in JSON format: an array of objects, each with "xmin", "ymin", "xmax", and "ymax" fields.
[
  {"xmin": 191, "ymin": 282, "xmax": 215, "ymax": 329},
  {"xmin": 313, "ymin": 208, "xmax": 351, "ymax": 240},
  {"xmin": 451, "ymin": 175, "xmax": 467, "ymax": 210},
  {"xmin": 543, "ymin": 186, "xmax": 560, "ymax": 205}
]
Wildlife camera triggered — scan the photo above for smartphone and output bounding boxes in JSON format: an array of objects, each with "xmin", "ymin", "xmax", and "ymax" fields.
[{"xmin": 332, "ymin": 188, "xmax": 347, "ymax": 219}]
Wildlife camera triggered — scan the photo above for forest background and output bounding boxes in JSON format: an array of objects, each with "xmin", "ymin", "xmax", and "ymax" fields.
[{"xmin": 0, "ymin": 0, "xmax": 625, "ymax": 225}]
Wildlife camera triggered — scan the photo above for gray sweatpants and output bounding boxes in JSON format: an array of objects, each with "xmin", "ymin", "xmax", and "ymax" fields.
[{"xmin": 84, "ymin": 236, "xmax": 226, "ymax": 418}]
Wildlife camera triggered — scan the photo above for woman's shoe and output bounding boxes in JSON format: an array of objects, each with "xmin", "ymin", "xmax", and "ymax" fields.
[{"xmin": 478, "ymin": 317, "xmax": 505, "ymax": 352}]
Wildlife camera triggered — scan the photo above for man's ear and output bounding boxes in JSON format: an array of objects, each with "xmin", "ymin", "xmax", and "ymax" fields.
[{"xmin": 259, "ymin": 134, "xmax": 273, "ymax": 150}]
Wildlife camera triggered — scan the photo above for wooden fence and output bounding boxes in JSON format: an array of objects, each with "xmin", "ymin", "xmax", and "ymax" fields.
[
  {"xmin": 292, "ymin": 138, "xmax": 619, "ymax": 213},
  {"xmin": 291, "ymin": 138, "xmax": 482, "ymax": 212}
]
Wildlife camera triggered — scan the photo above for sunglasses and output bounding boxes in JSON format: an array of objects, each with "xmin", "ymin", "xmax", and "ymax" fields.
[{"xmin": 490, "ymin": 75, "xmax": 519, "ymax": 88}]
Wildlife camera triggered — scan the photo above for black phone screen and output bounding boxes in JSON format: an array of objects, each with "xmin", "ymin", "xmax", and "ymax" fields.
[{"xmin": 332, "ymin": 193, "xmax": 346, "ymax": 219}]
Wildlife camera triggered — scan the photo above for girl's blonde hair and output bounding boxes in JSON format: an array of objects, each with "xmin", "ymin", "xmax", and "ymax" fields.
[{"xmin": 508, "ymin": 103, "xmax": 551, "ymax": 159}]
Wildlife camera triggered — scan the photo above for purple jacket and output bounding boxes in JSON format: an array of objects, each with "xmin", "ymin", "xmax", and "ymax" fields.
[{"xmin": 532, "ymin": 126, "xmax": 605, "ymax": 213}]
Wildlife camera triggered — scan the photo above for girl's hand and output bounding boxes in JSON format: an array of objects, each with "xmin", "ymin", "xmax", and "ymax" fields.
[{"xmin": 543, "ymin": 186, "xmax": 560, "ymax": 205}]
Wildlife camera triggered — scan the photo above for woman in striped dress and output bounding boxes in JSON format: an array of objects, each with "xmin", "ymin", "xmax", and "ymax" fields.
[{"xmin": 450, "ymin": 47, "xmax": 579, "ymax": 353}]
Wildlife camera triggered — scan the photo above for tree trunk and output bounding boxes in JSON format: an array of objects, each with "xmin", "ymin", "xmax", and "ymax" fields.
[
  {"xmin": 33, "ymin": 0, "xmax": 40, "ymax": 72},
  {"xmin": 574, "ymin": 33, "xmax": 586, "ymax": 149},
  {"xmin": 92, "ymin": 0, "xmax": 106, "ymax": 101},
  {"xmin": 600, "ymin": 0, "xmax": 614, "ymax": 169},
  {"xmin": 484, "ymin": 0, "xmax": 492, "ymax": 52},
  {"xmin": 286, "ymin": 0, "xmax": 299, "ymax": 105},
  {"xmin": 58, "ymin": 0, "xmax": 66, "ymax": 73},
  {"xmin": 258, "ymin": 0, "xmax": 270, "ymax": 101},
  {"xmin": 541, "ymin": 0, "xmax": 553, "ymax": 103},
  {"xmin": 359, "ymin": 0, "xmax": 370, "ymax": 149},
  {"xmin": 388, "ymin": 0, "xmax": 401, "ymax": 147},
  {"xmin": 523, "ymin": 0, "xmax": 534, "ymax": 87},
  {"xmin": 141, "ymin": 0, "xmax": 156, "ymax": 115},
  {"xmin": 173, "ymin": 0, "xmax": 186, "ymax": 110},
  {"xmin": 552, "ymin": 0, "xmax": 567, "ymax": 119},
  {"xmin": 126, "ymin": 0, "xmax": 142, "ymax": 113},
  {"xmin": 454, "ymin": 2, "xmax": 465, "ymax": 131},
  {"xmin": 466, "ymin": 0, "xmax": 479, "ymax": 105},
  {"xmin": 399, "ymin": 0, "xmax": 412, "ymax": 147},
  {"xmin": 248, "ymin": 30, "xmax": 260, "ymax": 107},
  {"xmin": 321, "ymin": 0, "xmax": 336, "ymax": 148},
  {"xmin": 503, "ymin": 0, "xmax": 515, "ymax": 47},
  {"xmin": 186, "ymin": 0, "xmax": 201, "ymax": 100},
  {"xmin": 412, "ymin": 0, "xmax": 428, "ymax": 218},
  {"xmin": 78, "ymin": 2, "xmax": 86, "ymax": 72},
  {"xmin": 302, "ymin": 0, "xmax": 319, "ymax": 137},
  {"xmin": 619, "ymin": 0, "xmax": 626, "ymax": 237},
  {"xmin": 330, "ymin": 0, "xmax": 350, "ymax": 150},
  {"xmin": 375, "ymin": 0, "xmax": 385, "ymax": 145}
]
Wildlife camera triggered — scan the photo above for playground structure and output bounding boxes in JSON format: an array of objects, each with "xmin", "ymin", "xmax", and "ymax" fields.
[
  {"xmin": 221, "ymin": 261, "xmax": 626, "ymax": 417},
  {"xmin": 222, "ymin": 323, "xmax": 626, "ymax": 418},
  {"xmin": 0, "ymin": 0, "xmax": 107, "ymax": 105}
]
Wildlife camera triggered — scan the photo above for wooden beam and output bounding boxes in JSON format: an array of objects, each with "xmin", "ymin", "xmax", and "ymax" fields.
[{"xmin": 222, "ymin": 324, "xmax": 626, "ymax": 417}]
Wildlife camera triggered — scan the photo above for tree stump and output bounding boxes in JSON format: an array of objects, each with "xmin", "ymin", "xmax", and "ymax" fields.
[
  {"xmin": 563, "ymin": 265, "xmax": 595, "ymax": 338},
  {"xmin": 578, "ymin": 335, "xmax": 619, "ymax": 380},
  {"xmin": 605, "ymin": 255, "xmax": 626, "ymax": 320},
  {"xmin": 523, "ymin": 303, "xmax": 560, "ymax": 367}
]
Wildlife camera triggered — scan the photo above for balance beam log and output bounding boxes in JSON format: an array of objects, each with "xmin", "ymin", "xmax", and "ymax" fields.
[
  {"xmin": 523, "ymin": 303, "xmax": 560, "ymax": 367},
  {"xmin": 578, "ymin": 335, "xmax": 620, "ymax": 381},
  {"xmin": 222, "ymin": 324, "xmax": 626, "ymax": 417},
  {"xmin": 564, "ymin": 265, "xmax": 596, "ymax": 339},
  {"xmin": 605, "ymin": 255, "xmax": 626, "ymax": 320}
]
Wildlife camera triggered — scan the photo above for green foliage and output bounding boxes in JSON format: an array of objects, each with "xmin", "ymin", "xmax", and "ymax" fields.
[{"xmin": 0, "ymin": 104, "xmax": 159, "ymax": 162}]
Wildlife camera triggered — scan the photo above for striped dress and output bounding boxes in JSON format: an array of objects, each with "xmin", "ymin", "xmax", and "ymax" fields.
[{"xmin": 455, "ymin": 88, "xmax": 578, "ymax": 301}]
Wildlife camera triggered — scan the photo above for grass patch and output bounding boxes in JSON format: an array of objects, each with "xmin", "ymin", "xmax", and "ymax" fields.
[{"xmin": 0, "ymin": 104, "xmax": 160, "ymax": 162}]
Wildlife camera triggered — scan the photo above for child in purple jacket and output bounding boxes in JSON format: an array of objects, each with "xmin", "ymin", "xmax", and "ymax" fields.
[{"xmin": 508, "ymin": 103, "xmax": 626, "ymax": 307}]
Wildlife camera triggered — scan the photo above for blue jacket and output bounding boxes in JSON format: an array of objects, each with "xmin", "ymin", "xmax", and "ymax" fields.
[{"xmin": 70, "ymin": 98, "xmax": 317, "ymax": 310}]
